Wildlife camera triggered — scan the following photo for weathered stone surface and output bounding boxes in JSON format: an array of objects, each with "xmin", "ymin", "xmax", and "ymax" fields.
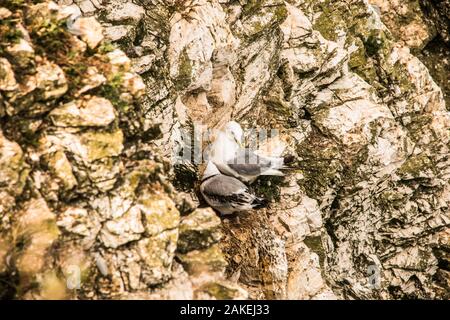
[
  {"xmin": 369, "ymin": 0, "xmax": 436, "ymax": 50},
  {"xmin": 5, "ymin": 39, "xmax": 35, "ymax": 68},
  {"xmin": 69, "ymin": 17, "xmax": 104, "ymax": 49},
  {"xmin": 131, "ymin": 55, "xmax": 155, "ymax": 75},
  {"xmin": 43, "ymin": 150, "xmax": 78, "ymax": 190},
  {"xmin": 49, "ymin": 96, "xmax": 116, "ymax": 127},
  {"xmin": 178, "ymin": 208, "xmax": 222, "ymax": 253},
  {"xmin": 14, "ymin": 198, "xmax": 60, "ymax": 282},
  {"xmin": 0, "ymin": 131, "xmax": 29, "ymax": 215},
  {"xmin": 99, "ymin": 206, "xmax": 145, "ymax": 248},
  {"xmin": 104, "ymin": 2, "xmax": 144, "ymax": 26},
  {"xmin": 35, "ymin": 60, "xmax": 68, "ymax": 100},
  {"xmin": 195, "ymin": 281, "xmax": 248, "ymax": 300},
  {"xmin": 104, "ymin": 25, "xmax": 136, "ymax": 43},
  {"xmin": 0, "ymin": 58, "xmax": 18, "ymax": 91},
  {"xmin": 139, "ymin": 192, "xmax": 180, "ymax": 236},
  {"xmin": 137, "ymin": 229, "xmax": 179, "ymax": 285},
  {"xmin": 177, "ymin": 244, "xmax": 228, "ymax": 276}
]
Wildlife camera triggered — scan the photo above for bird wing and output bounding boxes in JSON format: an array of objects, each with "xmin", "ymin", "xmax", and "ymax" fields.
[
  {"xmin": 226, "ymin": 163, "xmax": 263, "ymax": 176},
  {"xmin": 225, "ymin": 149, "xmax": 284, "ymax": 177},
  {"xmin": 201, "ymin": 175, "xmax": 253, "ymax": 205}
]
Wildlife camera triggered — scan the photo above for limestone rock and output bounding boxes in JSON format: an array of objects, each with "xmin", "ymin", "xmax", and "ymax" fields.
[
  {"xmin": 139, "ymin": 192, "xmax": 180, "ymax": 236},
  {"xmin": 195, "ymin": 281, "xmax": 248, "ymax": 300},
  {"xmin": 0, "ymin": 7, "xmax": 12, "ymax": 19},
  {"xmin": 100, "ymin": 206, "xmax": 145, "ymax": 248},
  {"xmin": 35, "ymin": 60, "xmax": 68, "ymax": 100},
  {"xmin": 104, "ymin": 25, "xmax": 136, "ymax": 43},
  {"xmin": 104, "ymin": 2, "xmax": 144, "ymax": 26},
  {"xmin": 14, "ymin": 198, "xmax": 60, "ymax": 279},
  {"xmin": 0, "ymin": 131, "xmax": 29, "ymax": 214},
  {"xmin": 49, "ymin": 96, "xmax": 116, "ymax": 127},
  {"xmin": 0, "ymin": 58, "xmax": 18, "ymax": 91},
  {"xmin": 131, "ymin": 55, "xmax": 155, "ymax": 75},
  {"xmin": 138, "ymin": 229, "xmax": 179, "ymax": 285},
  {"xmin": 5, "ymin": 39, "xmax": 35, "ymax": 68},
  {"xmin": 369, "ymin": 0, "xmax": 436, "ymax": 49},
  {"xmin": 178, "ymin": 208, "xmax": 222, "ymax": 253},
  {"xmin": 43, "ymin": 150, "xmax": 78, "ymax": 190},
  {"xmin": 57, "ymin": 206, "xmax": 101, "ymax": 239},
  {"xmin": 69, "ymin": 17, "xmax": 104, "ymax": 49},
  {"xmin": 177, "ymin": 244, "xmax": 228, "ymax": 276}
]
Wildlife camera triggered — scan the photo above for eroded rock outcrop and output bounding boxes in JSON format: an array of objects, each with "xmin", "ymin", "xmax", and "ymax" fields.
[{"xmin": 0, "ymin": 0, "xmax": 242, "ymax": 300}]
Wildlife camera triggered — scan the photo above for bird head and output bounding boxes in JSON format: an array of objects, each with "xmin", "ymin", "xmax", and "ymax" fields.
[{"xmin": 225, "ymin": 121, "xmax": 244, "ymax": 147}]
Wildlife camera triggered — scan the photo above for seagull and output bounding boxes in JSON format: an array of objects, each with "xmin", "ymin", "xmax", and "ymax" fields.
[
  {"xmin": 215, "ymin": 148, "xmax": 285, "ymax": 184},
  {"xmin": 200, "ymin": 162, "xmax": 268, "ymax": 215},
  {"xmin": 208, "ymin": 121, "xmax": 243, "ymax": 163},
  {"xmin": 208, "ymin": 121, "xmax": 286, "ymax": 184}
]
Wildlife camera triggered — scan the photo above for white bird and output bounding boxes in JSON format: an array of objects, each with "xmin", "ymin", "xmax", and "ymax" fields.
[
  {"xmin": 208, "ymin": 121, "xmax": 286, "ymax": 184},
  {"xmin": 200, "ymin": 162, "xmax": 267, "ymax": 215},
  {"xmin": 208, "ymin": 121, "xmax": 243, "ymax": 163}
]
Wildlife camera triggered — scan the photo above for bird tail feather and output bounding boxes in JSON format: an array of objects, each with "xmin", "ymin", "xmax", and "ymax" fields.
[
  {"xmin": 261, "ymin": 168, "xmax": 284, "ymax": 176},
  {"xmin": 252, "ymin": 196, "xmax": 269, "ymax": 209}
]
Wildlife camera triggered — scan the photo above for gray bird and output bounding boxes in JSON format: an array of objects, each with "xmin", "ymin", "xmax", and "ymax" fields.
[
  {"xmin": 209, "ymin": 121, "xmax": 286, "ymax": 184},
  {"xmin": 200, "ymin": 162, "xmax": 267, "ymax": 215},
  {"xmin": 215, "ymin": 148, "xmax": 285, "ymax": 184}
]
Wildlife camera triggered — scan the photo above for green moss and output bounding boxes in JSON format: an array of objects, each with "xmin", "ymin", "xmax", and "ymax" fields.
[
  {"xmin": 304, "ymin": 235, "xmax": 326, "ymax": 267},
  {"xmin": 377, "ymin": 189, "xmax": 406, "ymax": 209},
  {"xmin": 98, "ymin": 41, "xmax": 115, "ymax": 54},
  {"xmin": 120, "ymin": 160, "xmax": 161, "ymax": 194},
  {"xmin": 0, "ymin": 17, "xmax": 23, "ymax": 49},
  {"xmin": 177, "ymin": 245, "xmax": 227, "ymax": 274},
  {"xmin": 250, "ymin": 21, "xmax": 265, "ymax": 34},
  {"xmin": 348, "ymin": 38, "xmax": 367, "ymax": 69},
  {"xmin": 199, "ymin": 282, "xmax": 241, "ymax": 299},
  {"xmin": 295, "ymin": 129, "xmax": 344, "ymax": 199},
  {"xmin": 139, "ymin": 193, "xmax": 180, "ymax": 236},
  {"xmin": 312, "ymin": 1, "xmax": 346, "ymax": 42},
  {"xmin": 174, "ymin": 48, "xmax": 192, "ymax": 90},
  {"xmin": 2, "ymin": 0, "xmax": 44, "ymax": 10},
  {"xmin": 177, "ymin": 209, "xmax": 221, "ymax": 253},
  {"xmin": 4, "ymin": 29, "xmax": 23, "ymax": 44},
  {"xmin": 347, "ymin": 36, "xmax": 380, "ymax": 84},
  {"xmin": 80, "ymin": 129, "xmax": 124, "ymax": 161},
  {"xmin": 237, "ymin": 1, "xmax": 287, "ymax": 40},
  {"xmin": 98, "ymin": 72, "xmax": 129, "ymax": 110},
  {"xmin": 274, "ymin": 4, "xmax": 288, "ymax": 22},
  {"xmin": 387, "ymin": 62, "xmax": 415, "ymax": 93},
  {"xmin": 242, "ymin": 0, "xmax": 267, "ymax": 17},
  {"xmin": 364, "ymin": 30, "xmax": 387, "ymax": 57},
  {"xmin": 247, "ymin": 4, "xmax": 287, "ymax": 36},
  {"xmin": 253, "ymin": 175, "xmax": 285, "ymax": 202},
  {"xmin": 397, "ymin": 153, "xmax": 434, "ymax": 178},
  {"xmin": 31, "ymin": 18, "xmax": 72, "ymax": 59},
  {"xmin": 63, "ymin": 62, "xmax": 88, "ymax": 96}
]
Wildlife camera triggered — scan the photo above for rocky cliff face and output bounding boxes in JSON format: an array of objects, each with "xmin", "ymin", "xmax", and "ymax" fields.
[{"xmin": 0, "ymin": 0, "xmax": 449, "ymax": 300}]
